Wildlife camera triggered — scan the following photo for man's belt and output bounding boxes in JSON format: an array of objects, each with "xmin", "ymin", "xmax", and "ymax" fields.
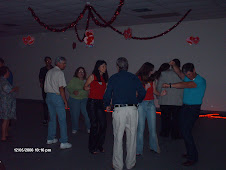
[{"xmin": 114, "ymin": 104, "xmax": 138, "ymax": 108}]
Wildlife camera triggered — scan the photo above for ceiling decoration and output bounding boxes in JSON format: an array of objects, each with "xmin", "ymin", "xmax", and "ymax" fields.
[
  {"xmin": 28, "ymin": 0, "xmax": 191, "ymax": 43},
  {"xmin": 0, "ymin": 0, "xmax": 225, "ymax": 37}
]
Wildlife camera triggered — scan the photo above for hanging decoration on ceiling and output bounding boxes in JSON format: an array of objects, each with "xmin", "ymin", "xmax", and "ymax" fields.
[
  {"xmin": 192, "ymin": 37, "xmax": 200, "ymax": 44},
  {"xmin": 186, "ymin": 36, "xmax": 200, "ymax": 45},
  {"xmin": 22, "ymin": 35, "xmax": 35, "ymax": 45},
  {"xmin": 84, "ymin": 30, "xmax": 94, "ymax": 47},
  {"xmin": 124, "ymin": 28, "xmax": 132, "ymax": 40},
  {"xmin": 28, "ymin": 0, "xmax": 192, "ymax": 45}
]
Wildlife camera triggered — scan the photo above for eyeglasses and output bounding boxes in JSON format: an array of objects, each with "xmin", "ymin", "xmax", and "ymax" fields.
[{"xmin": 78, "ymin": 70, "xmax": 84, "ymax": 73}]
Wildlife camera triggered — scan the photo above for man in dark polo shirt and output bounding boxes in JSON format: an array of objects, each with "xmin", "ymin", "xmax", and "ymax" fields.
[
  {"xmin": 104, "ymin": 57, "xmax": 146, "ymax": 170},
  {"xmin": 39, "ymin": 56, "xmax": 53, "ymax": 125},
  {"xmin": 163, "ymin": 62, "xmax": 206, "ymax": 166}
]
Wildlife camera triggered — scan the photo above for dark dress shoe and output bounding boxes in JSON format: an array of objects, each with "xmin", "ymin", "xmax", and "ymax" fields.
[
  {"xmin": 150, "ymin": 149, "xmax": 160, "ymax": 154},
  {"xmin": 171, "ymin": 134, "xmax": 182, "ymax": 140},
  {"xmin": 90, "ymin": 151, "xmax": 98, "ymax": 155},
  {"xmin": 43, "ymin": 120, "xmax": 48, "ymax": 126},
  {"xmin": 159, "ymin": 131, "xmax": 169, "ymax": 137},
  {"xmin": 181, "ymin": 153, "xmax": 189, "ymax": 158},
  {"xmin": 182, "ymin": 160, "xmax": 196, "ymax": 166},
  {"xmin": 98, "ymin": 147, "xmax": 105, "ymax": 153}
]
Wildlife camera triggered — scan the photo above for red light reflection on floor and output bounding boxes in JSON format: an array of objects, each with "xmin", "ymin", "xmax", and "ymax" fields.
[
  {"xmin": 199, "ymin": 113, "xmax": 226, "ymax": 119},
  {"xmin": 104, "ymin": 110, "xmax": 226, "ymax": 119},
  {"xmin": 66, "ymin": 107, "xmax": 225, "ymax": 120}
]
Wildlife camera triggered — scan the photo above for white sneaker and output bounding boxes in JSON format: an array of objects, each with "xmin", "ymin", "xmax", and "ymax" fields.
[
  {"xmin": 47, "ymin": 138, "xmax": 58, "ymax": 144},
  {"xmin": 87, "ymin": 129, "xmax": 90, "ymax": 134},
  {"xmin": 72, "ymin": 130, "xmax": 77, "ymax": 134},
  {"xmin": 60, "ymin": 142, "xmax": 72, "ymax": 149}
]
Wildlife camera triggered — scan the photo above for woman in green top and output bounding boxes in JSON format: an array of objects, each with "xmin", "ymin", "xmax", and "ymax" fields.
[{"xmin": 67, "ymin": 67, "xmax": 90, "ymax": 134}]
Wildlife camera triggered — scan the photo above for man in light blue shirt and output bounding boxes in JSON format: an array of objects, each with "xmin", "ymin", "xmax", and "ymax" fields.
[{"xmin": 163, "ymin": 62, "xmax": 206, "ymax": 166}]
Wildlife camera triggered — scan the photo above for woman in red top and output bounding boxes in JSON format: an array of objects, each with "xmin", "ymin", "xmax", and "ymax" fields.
[
  {"xmin": 136, "ymin": 62, "xmax": 166, "ymax": 155},
  {"xmin": 84, "ymin": 60, "xmax": 108, "ymax": 154}
]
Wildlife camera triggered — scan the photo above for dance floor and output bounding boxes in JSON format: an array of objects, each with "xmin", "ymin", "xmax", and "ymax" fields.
[{"xmin": 0, "ymin": 99, "xmax": 225, "ymax": 170}]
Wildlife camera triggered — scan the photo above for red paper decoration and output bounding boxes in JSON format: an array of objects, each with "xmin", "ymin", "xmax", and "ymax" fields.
[
  {"xmin": 124, "ymin": 28, "xmax": 132, "ymax": 40},
  {"xmin": 186, "ymin": 36, "xmax": 200, "ymax": 45},
  {"xmin": 28, "ymin": 0, "xmax": 191, "ymax": 44},
  {"xmin": 84, "ymin": 30, "xmax": 94, "ymax": 47},
  {"xmin": 23, "ymin": 35, "xmax": 35, "ymax": 45},
  {"xmin": 192, "ymin": 37, "xmax": 200, "ymax": 44},
  {"xmin": 186, "ymin": 37, "xmax": 193, "ymax": 45}
]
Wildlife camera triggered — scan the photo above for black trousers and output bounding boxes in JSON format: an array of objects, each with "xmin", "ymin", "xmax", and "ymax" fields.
[
  {"xmin": 86, "ymin": 98, "xmax": 107, "ymax": 152},
  {"xmin": 160, "ymin": 105, "xmax": 181, "ymax": 138},
  {"xmin": 41, "ymin": 88, "xmax": 49, "ymax": 121},
  {"xmin": 179, "ymin": 104, "xmax": 201, "ymax": 161}
]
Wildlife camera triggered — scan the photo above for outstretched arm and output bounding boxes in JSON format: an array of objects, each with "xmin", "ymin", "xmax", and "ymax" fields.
[{"xmin": 163, "ymin": 81, "xmax": 197, "ymax": 89}]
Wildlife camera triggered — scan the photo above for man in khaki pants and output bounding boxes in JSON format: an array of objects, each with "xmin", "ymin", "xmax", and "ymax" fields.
[{"xmin": 104, "ymin": 57, "xmax": 146, "ymax": 170}]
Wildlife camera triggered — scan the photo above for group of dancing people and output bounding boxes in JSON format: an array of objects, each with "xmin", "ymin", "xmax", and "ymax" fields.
[
  {"xmin": 38, "ymin": 56, "xmax": 206, "ymax": 169},
  {"xmin": 0, "ymin": 55, "xmax": 206, "ymax": 169}
]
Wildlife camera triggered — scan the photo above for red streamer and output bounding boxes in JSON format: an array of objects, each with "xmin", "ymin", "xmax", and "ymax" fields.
[
  {"xmin": 90, "ymin": 7, "xmax": 191, "ymax": 40},
  {"xmin": 104, "ymin": 110, "xmax": 226, "ymax": 119},
  {"xmin": 28, "ymin": 0, "xmax": 191, "ymax": 42},
  {"xmin": 74, "ymin": 6, "xmax": 91, "ymax": 42}
]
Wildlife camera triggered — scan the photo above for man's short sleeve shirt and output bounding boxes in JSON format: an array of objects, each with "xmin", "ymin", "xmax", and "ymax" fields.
[
  {"xmin": 44, "ymin": 66, "xmax": 66, "ymax": 94},
  {"xmin": 183, "ymin": 74, "xmax": 206, "ymax": 105}
]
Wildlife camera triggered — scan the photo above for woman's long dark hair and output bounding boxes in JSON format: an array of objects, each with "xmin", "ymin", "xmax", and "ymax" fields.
[
  {"xmin": 92, "ymin": 60, "xmax": 108, "ymax": 83},
  {"xmin": 152, "ymin": 63, "xmax": 170, "ymax": 80},
  {"xmin": 136, "ymin": 62, "xmax": 154, "ymax": 84},
  {"xmin": 73, "ymin": 67, "xmax": 87, "ymax": 79}
]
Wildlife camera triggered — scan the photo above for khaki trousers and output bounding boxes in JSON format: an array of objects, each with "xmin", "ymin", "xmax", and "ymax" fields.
[{"xmin": 112, "ymin": 106, "xmax": 138, "ymax": 170}]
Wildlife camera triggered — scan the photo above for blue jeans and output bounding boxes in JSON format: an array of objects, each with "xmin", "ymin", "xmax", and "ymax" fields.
[
  {"xmin": 137, "ymin": 100, "xmax": 160, "ymax": 154},
  {"xmin": 68, "ymin": 97, "xmax": 90, "ymax": 131},
  {"xmin": 46, "ymin": 93, "xmax": 68, "ymax": 143}
]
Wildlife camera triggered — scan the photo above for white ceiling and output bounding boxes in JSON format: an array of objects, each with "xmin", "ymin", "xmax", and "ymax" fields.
[{"xmin": 0, "ymin": 0, "xmax": 225, "ymax": 37}]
